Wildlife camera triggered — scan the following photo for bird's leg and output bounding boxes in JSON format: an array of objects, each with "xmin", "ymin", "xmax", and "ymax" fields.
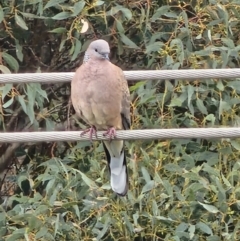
[
  {"xmin": 103, "ymin": 127, "xmax": 117, "ymax": 140},
  {"xmin": 80, "ymin": 126, "xmax": 97, "ymax": 141}
]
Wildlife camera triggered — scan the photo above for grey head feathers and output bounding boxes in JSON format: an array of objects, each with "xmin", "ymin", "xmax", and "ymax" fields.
[{"xmin": 84, "ymin": 39, "xmax": 110, "ymax": 63}]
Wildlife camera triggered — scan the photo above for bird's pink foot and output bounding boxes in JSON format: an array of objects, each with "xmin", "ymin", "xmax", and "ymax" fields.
[
  {"xmin": 80, "ymin": 126, "xmax": 97, "ymax": 141},
  {"xmin": 103, "ymin": 127, "xmax": 117, "ymax": 140}
]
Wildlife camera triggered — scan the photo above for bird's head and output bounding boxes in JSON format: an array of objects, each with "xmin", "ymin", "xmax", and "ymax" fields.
[{"xmin": 85, "ymin": 39, "xmax": 110, "ymax": 61}]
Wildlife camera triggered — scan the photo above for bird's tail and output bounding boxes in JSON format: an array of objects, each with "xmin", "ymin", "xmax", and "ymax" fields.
[{"xmin": 102, "ymin": 140, "xmax": 128, "ymax": 196}]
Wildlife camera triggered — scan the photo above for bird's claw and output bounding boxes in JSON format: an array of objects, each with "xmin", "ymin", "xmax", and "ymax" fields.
[
  {"xmin": 103, "ymin": 127, "xmax": 117, "ymax": 140},
  {"xmin": 80, "ymin": 126, "xmax": 97, "ymax": 142}
]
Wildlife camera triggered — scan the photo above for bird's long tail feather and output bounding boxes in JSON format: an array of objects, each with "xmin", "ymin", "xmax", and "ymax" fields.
[{"xmin": 102, "ymin": 140, "xmax": 128, "ymax": 196}]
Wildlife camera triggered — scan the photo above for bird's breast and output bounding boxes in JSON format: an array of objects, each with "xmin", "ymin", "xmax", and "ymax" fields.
[{"xmin": 72, "ymin": 62, "xmax": 123, "ymax": 130}]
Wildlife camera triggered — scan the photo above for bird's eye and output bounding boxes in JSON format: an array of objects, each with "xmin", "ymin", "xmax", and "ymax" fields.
[{"xmin": 95, "ymin": 49, "xmax": 98, "ymax": 52}]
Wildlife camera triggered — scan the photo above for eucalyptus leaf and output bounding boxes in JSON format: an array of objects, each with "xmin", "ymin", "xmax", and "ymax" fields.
[
  {"xmin": 198, "ymin": 202, "xmax": 219, "ymax": 213},
  {"xmin": 196, "ymin": 98, "xmax": 208, "ymax": 115},
  {"xmin": 152, "ymin": 6, "xmax": 171, "ymax": 21},
  {"xmin": 141, "ymin": 180, "xmax": 155, "ymax": 193},
  {"xmin": 44, "ymin": 0, "xmax": 66, "ymax": 9},
  {"xmin": 196, "ymin": 221, "xmax": 213, "ymax": 235},
  {"xmin": 72, "ymin": 1, "xmax": 85, "ymax": 16},
  {"xmin": 15, "ymin": 40, "xmax": 23, "ymax": 62},
  {"xmin": 116, "ymin": 19, "xmax": 124, "ymax": 33},
  {"xmin": 0, "ymin": 65, "xmax": 11, "ymax": 74},
  {"xmin": 107, "ymin": 6, "xmax": 132, "ymax": 20},
  {"xmin": 71, "ymin": 39, "xmax": 82, "ymax": 61},
  {"xmin": 146, "ymin": 42, "xmax": 164, "ymax": 53},
  {"xmin": 15, "ymin": 13, "xmax": 28, "ymax": 30},
  {"xmin": 119, "ymin": 34, "xmax": 139, "ymax": 48},
  {"xmin": 52, "ymin": 11, "xmax": 72, "ymax": 20},
  {"xmin": 3, "ymin": 97, "xmax": 14, "ymax": 108},
  {"xmin": 95, "ymin": 0, "xmax": 105, "ymax": 6},
  {"xmin": 35, "ymin": 227, "xmax": 48, "ymax": 239},
  {"xmin": 21, "ymin": 12, "xmax": 49, "ymax": 19},
  {"xmin": 48, "ymin": 27, "xmax": 67, "ymax": 33},
  {"xmin": 141, "ymin": 166, "xmax": 151, "ymax": 183},
  {"xmin": 0, "ymin": 7, "xmax": 4, "ymax": 23},
  {"xmin": 75, "ymin": 169, "xmax": 98, "ymax": 189},
  {"xmin": 2, "ymin": 52, "xmax": 19, "ymax": 72},
  {"xmin": 2, "ymin": 84, "xmax": 12, "ymax": 100}
]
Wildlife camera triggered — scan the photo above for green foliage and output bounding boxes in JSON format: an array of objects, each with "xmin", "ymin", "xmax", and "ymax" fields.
[{"xmin": 1, "ymin": 0, "xmax": 240, "ymax": 240}]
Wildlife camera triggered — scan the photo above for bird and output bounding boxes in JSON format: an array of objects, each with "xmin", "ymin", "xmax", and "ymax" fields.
[{"xmin": 71, "ymin": 39, "xmax": 131, "ymax": 196}]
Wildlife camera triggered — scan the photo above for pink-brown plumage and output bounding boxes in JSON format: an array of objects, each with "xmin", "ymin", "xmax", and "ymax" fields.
[{"xmin": 71, "ymin": 39, "xmax": 130, "ymax": 196}]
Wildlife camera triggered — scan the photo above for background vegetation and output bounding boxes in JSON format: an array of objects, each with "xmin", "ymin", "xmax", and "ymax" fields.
[{"xmin": 1, "ymin": 0, "xmax": 240, "ymax": 240}]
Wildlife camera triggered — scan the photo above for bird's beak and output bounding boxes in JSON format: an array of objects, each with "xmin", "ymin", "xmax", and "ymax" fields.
[{"xmin": 101, "ymin": 53, "xmax": 109, "ymax": 60}]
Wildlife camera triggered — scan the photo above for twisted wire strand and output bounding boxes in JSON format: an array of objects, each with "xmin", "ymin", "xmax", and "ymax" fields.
[
  {"xmin": 0, "ymin": 68, "xmax": 240, "ymax": 83},
  {"xmin": 0, "ymin": 128, "xmax": 239, "ymax": 143}
]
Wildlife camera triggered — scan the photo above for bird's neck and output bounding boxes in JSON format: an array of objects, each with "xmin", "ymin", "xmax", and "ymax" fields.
[{"xmin": 83, "ymin": 53, "xmax": 90, "ymax": 63}]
